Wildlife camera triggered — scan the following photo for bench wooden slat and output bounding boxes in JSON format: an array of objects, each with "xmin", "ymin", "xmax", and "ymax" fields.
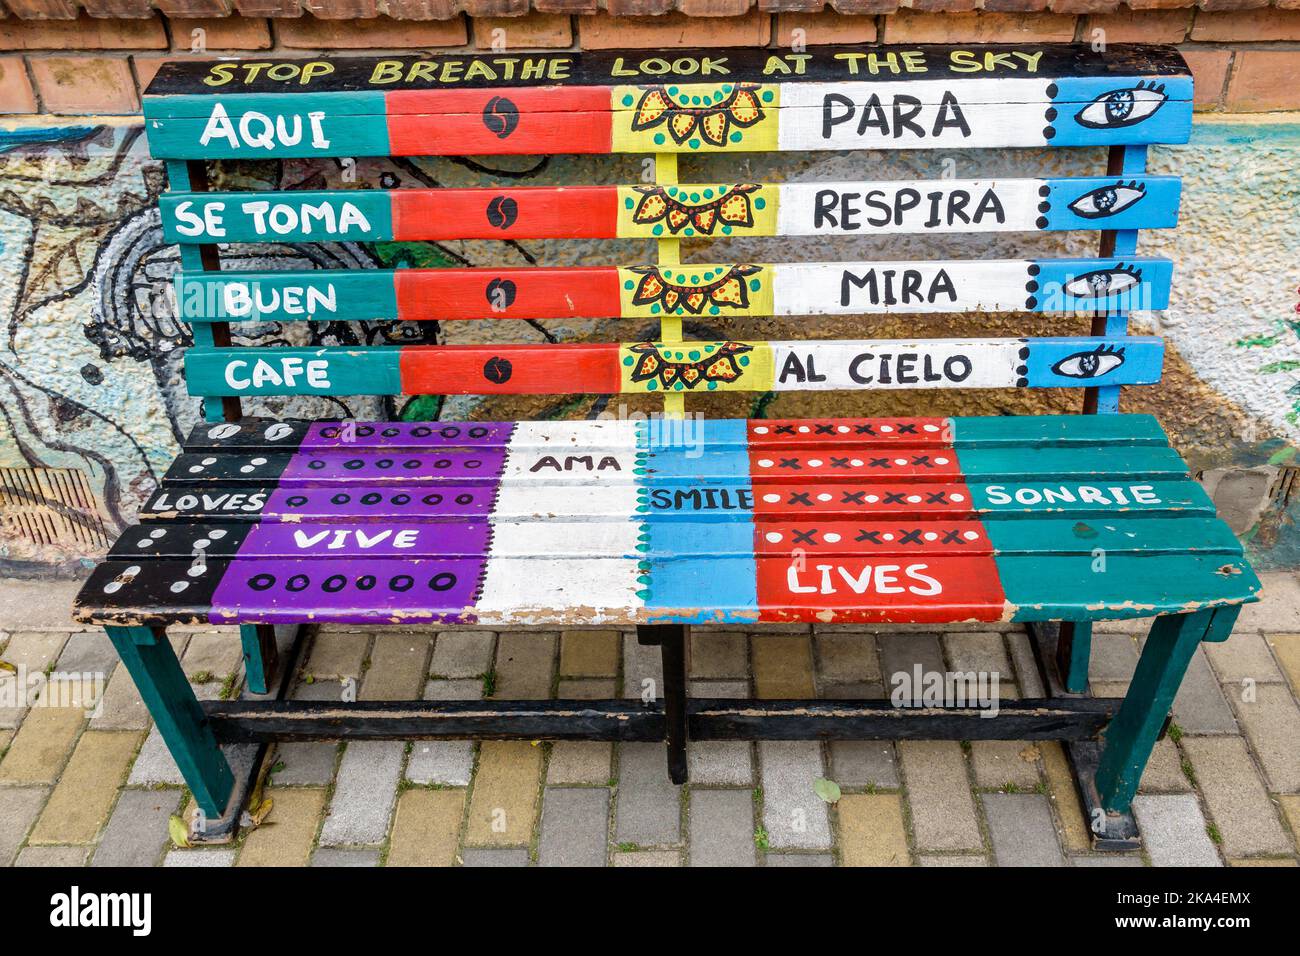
[
  {"xmin": 183, "ymin": 337, "xmax": 1164, "ymax": 397},
  {"xmin": 160, "ymin": 176, "xmax": 1181, "ymax": 243},
  {"xmin": 175, "ymin": 258, "xmax": 1172, "ymax": 323}
]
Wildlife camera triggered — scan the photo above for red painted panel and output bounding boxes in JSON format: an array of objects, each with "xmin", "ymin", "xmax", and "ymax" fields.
[
  {"xmin": 748, "ymin": 449, "xmax": 963, "ymax": 483},
  {"xmin": 753, "ymin": 520, "xmax": 993, "ymax": 557},
  {"xmin": 399, "ymin": 344, "xmax": 623, "ymax": 395},
  {"xmin": 747, "ymin": 418, "xmax": 952, "ymax": 447},
  {"xmin": 391, "ymin": 187, "xmax": 620, "ymax": 241},
  {"xmin": 386, "ymin": 88, "xmax": 613, "ymax": 155},
  {"xmin": 755, "ymin": 554, "xmax": 1006, "ymax": 624},
  {"xmin": 750, "ymin": 482, "xmax": 977, "ymax": 518},
  {"xmin": 393, "ymin": 267, "xmax": 623, "ymax": 321}
]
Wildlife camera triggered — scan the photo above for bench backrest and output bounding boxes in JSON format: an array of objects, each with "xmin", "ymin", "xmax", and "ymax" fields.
[{"xmin": 143, "ymin": 44, "xmax": 1191, "ymax": 424}]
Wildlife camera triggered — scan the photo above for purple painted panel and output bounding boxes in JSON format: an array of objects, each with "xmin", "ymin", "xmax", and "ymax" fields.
[
  {"xmin": 279, "ymin": 448, "xmax": 510, "ymax": 485},
  {"xmin": 303, "ymin": 421, "xmax": 515, "ymax": 449},
  {"xmin": 237, "ymin": 521, "xmax": 492, "ymax": 558},
  {"xmin": 262, "ymin": 485, "xmax": 498, "ymax": 520}
]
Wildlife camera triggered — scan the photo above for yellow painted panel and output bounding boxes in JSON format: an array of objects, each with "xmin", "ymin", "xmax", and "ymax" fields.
[
  {"xmin": 611, "ymin": 83, "xmax": 780, "ymax": 153},
  {"xmin": 616, "ymin": 264, "xmax": 774, "ymax": 319},
  {"xmin": 617, "ymin": 341, "xmax": 774, "ymax": 394},
  {"xmin": 616, "ymin": 183, "xmax": 779, "ymax": 238}
]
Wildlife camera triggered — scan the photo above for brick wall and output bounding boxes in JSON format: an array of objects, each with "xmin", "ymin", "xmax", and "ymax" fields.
[{"xmin": 1, "ymin": 6, "xmax": 1298, "ymax": 114}]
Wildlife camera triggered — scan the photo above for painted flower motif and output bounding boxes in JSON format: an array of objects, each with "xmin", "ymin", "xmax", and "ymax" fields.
[
  {"xmin": 627, "ymin": 341, "xmax": 753, "ymax": 391},
  {"xmin": 630, "ymin": 83, "xmax": 767, "ymax": 147},
  {"xmin": 632, "ymin": 184, "xmax": 761, "ymax": 235},
  {"xmin": 629, "ymin": 265, "xmax": 762, "ymax": 315}
]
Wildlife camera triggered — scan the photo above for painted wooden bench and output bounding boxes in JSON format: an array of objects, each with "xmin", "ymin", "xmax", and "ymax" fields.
[{"xmin": 74, "ymin": 44, "xmax": 1259, "ymax": 848}]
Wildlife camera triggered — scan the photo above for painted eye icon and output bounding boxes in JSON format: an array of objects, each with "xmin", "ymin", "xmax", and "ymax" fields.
[
  {"xmin": 1074, "ymin": 81, "xmax": 1168, "ymax": 130},
  {"xmin": 1062, "ymin": 263, "xmax": 1143, "ymax": 299},
  {"xmin": 1051, "ymin": 345, "xmax": 1126, "ymax": 379},
  {"xmin": 1068, "ymin": 180, "xmax": 1146, "ymax": 219}
]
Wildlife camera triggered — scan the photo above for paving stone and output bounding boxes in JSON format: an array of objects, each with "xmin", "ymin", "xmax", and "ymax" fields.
[
  {"xmin": 1071, "ymin": 854, "xmax": 1145, "ymax": 866},
  {"xmin": 29, "ymin": 730, "xmax": 142, "ymax": 845},
  {"xmin": 304, "ymin": 631, "xmax": 369, "ymax": 680},
  {"xmin": 1006, "ymin": 631, "xmax": 1046, "ymax": 697},
  {"xmin": 493, "ymin": 631, "xmax": 556, "ymax": 699},
  {"xmin": 1236, "ymin": 572, "xmax": 1300, "ymax": 631},
  {"xmin": 430, "ymin": 630, "xmax": 495, "ymax": 678},
  {"xmin": 1138, "ymin": 735, "xmax": 1192, "ymax": 793},
  {"xmin": 0, "ymin": 704, "xmax": 84, "ymax": 784},
  {"xmin": 558, "ymin": 678, "xmax": 617, "ymax": 698},
  {"xmin": 237, "ymin": 788, "xmax": 326, "ymax": 867},
  {"xmin": 814, "ymin": 633, "xmax": 880, "ymax": 685},
  {"xmin": 406, "ymin": 679, "xmax": 482, "ymax": 786},
  {"xmin": 689, "ymin": 679, "xmax": 750, "ymax": 698},
  {"xmin": 1280, "ymin": 794, "xmax": 1300, "ymax": 846},
  {"xmin": 127, "ymin": 726, "xmax": 183, "ymax": 786},
  {"xmin": 1132, "ymin": 794, "xmax": 1222, "ymax": 866},
  {"xmin": 759, "ymin": 740, "xmax": 831, "ymax": 849},
  {"xmin": 945, "ymin": 631, "xmax": 1012, "ymax": 676},
  {"xmin": 320, "ymin": 741, "xmax": 405, "ymax": 846},
  {"xmin": 0, "ymin": 786, "xmax": 48, "ymax": 866},
  {"xmin": 752, "ymin": 635, "xmax": 815, "ymax": 698},
  {"xmin": 311, "ymin": 848, "xmax": 381, "ymax": 867},
  {"xmin": 1094, "ymin": 617, "xmax": 1152, "ymax": 634},
  {"xmin": 16, "ymin": 846, "xmax": 88, "ymax": 867},
  {"xmin": 877, "ymin": 632, "xmax": 944, "ymax": 694},
  {"xmin": 1268, "ymin": 634, "xmax": 1300, "ymax": 694},
  {"xmin": 461, "ymin": 847, "xmax": 529, "ymax": 866},
  {"xmin": 88, "ymin": 665, "xmax": 149, "ymax": 730},
  {"xmin": 164, "ymin": 849, "xmax": 236, "ymax": 867},
  {"xmin": 839, "ymin": 792, "xmax": 910, "ymax": 866},
  {"xmin": 465, "ymin": 740, "xmax": 542, "ymax": 846},
  {"xmin": 970, "ymin": 741, "xmax": 1041, "ymax": 789},
  {"xmin": 1170, "ymin": 645, "xmax": 1238, "ymax": 734},
  {"xmin": 982, "ymin": 793, "xmax": 1065, "ymax": 866},
  {"xmin": 688, "ymin": 741, "xmax": 753, "ymax": 786},
  {"xmin": 918, "ymin": 854, "xmax": 989, "ymax": 866},
  {"xmin": 54, "ymin": 632, "xmax": 118, "ymax": 676},
  {"xmin": 0, "ymin": 631, "xmax": 70, "ymax": 676},
  {"xmin": 559, "ymin": 629, "xmax": 619, "ymax": 677},
  {"xmin": 689, "ymin": 788, "xmax": 755, "ymax": 867},
  {"xmin": 1039, "ymin": 741, "xmax": 1091, "ymax": 852},
  {"xmin": 1228, "ymin": 857, "xmax": 1298, "ymax": 866},
  {"xmin": 622, "ymin": 632, "xmax": 663, "ymax": 699},
  {"xmin": 539, "ymin": 787, "xmax": 610, "ymax": 867},
  {"xmin": 1183, "ymin": 736, "xmax": 1291, "ymax": 856},
  {"xmin": 91, "ymin": 788, "xmax": 180, "ymax": 867},
  {"xmin": 1230, "ymin": 683, "xmax": 1300, "ymax": 792},
  {"xmin": 181, "ymin": 631, "xmax": 244, "ymax": 681},
  {"xmin": 548, "ymin": 741, "xmax": 612, "ymax": 787},
  {"xmin": 830, "ymin": 740, "xmax": 898, "ymax": 789},
  {"xmin": 290, "ymin": 676, "xmax": 349, "ymax": 701},
  {"xmin": 612, "ymin": 849, "xmax": 680, "ymax": 866},
  {"xmin": 1206, "ymin": 631, "xmax": 1284, "ymax": 683},
  {"xmin": 387, "ymin": 788, "xmax": 464, "ymax": 867},
  {"xmin": 820, "ymin": 681, "xmax": 884, "ymax": 699},
  {"xmin": 361, "ymin": 632, "xmax": 432, "ymax": 700},
  {"xmin": 689, "ymin": 630, "xmax": 748, "ymax": 679},
  {"xmin": 1089, "ymin": 632, "xmax": 1141, "ymax": 683},
  {"xmin": 765, "ymin": 852, "xmax": 834, "ymax": 866},
  {"xmin": 614, "ymin": 742, "xmax": 680, "ymax": 846},
  {"xmin": 270, "ymin": 742, "xmax": 339, "ymax": 786},
  {"xmin": 899, "ymin": 741, "xmax": 981, "ymax": 851}
]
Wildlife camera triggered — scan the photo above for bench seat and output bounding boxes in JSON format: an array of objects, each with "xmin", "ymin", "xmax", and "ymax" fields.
[{"xmin": 75, "ymin": 413, "xmax": 1259, "ymax": 629}]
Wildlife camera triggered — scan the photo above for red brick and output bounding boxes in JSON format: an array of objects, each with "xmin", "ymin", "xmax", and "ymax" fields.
[
  {"xmin": 1048, "ymin": 0, "xmax": 1118, "ymax": 12},
  {"xmin": 232, "ymin": 0, "xmax": 303, "ymax": 14},
  {"xmin": 473, "ymin": 12, "xmax": 572, "ymax": 46},
  {"xmin": 171, "ymin": 17, "xmax": 272, "ymax": 48},
  {"xmin": 279, "ymin": 12, "xmax": 467, "ymax": 45},
  {"xmin": 579, "ymin": 10, "xmax": 769, "ymax": 46},
  {"xmin": 1083, "ymin": 8, "xmax": 1191, "ymax": 41},
  {"xmin": 759, "ymin": 0, "xmax": 828, "ymax": 11},
  {"xmin": 302, "ymin": 0, "xmax": 379, "ymax": 16},
  {"xmin": 1191, "ymin": 9, "xmax": 1300, "ymax": 40},
  {"xmin": 1178, "ymin": 47, "xmax": 1230, "ymax": 109},
  {"xmin": 0, "ymin": 55, "xmax": 37, "ymax": 113},
  {"xmin": 679, "ymin": 0, "xmax": 753, "ymax": 14},
  {"xmin": 384, "ymin": 0, "xmax": 462, "ymax": 17},
  {"xmin": 30, "ymin": 55, "xmax": 139, "ymax": 113},
  {"xmin": 2, "ymin": 0, "xmax": 79, "ymax": 18},
  {"xmin": 829, "ymin": 0, "xmax": 897, "ymax": 11},
  {"xmin": 463, "ymin": 0, "xmax": 528, "ymax": 14},
  {"xmin": 156, "ymin": 0, "xmax": 235, "ymax": 15},
  {"xmin": 1124, "ymin": 0, "xmax": 1194, "ymax": 9},
  {"xmin": 1225, "ymin": 50, "xmax": 1300, "ymax": 111},
  {"xmin": 774, "ymin": 10, "xmax": 876, "ymax": 44},
  {"xmin": 0, "ymin": 14, "xmax": 168, "ymax": 50},
  {"xmin": 604, "ymin": 0, "xmax": 675, "ymax": 15},
  {"xmin": 882, "ymin": 10, "xmax": 1077, "ymax": 42},
  {"xmin": 81, "ymin": 0, "xmax": 158, "ymax": 16},
  {"xmin": 533, "ymin": 0, "xmax": 598, "ymax": 12},
  {"xmin": 905, "ymin": 0, "xmax": 979, "ymax": 12},
  {"xmin": 981, "ymin": 0, "xmax": 1051, "ymax": 10},
  {"xmin": 1197, "ymin": 0, "xmax": 1269, "ymax": 10}
]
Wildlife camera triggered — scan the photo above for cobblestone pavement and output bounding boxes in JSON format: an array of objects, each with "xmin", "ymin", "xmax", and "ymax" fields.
[{"xmin": 2, "ymin": 574, "xmax": 1298, "ymax": 867}]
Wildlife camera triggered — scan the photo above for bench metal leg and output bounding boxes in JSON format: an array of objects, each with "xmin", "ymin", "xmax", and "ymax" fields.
[
  {"xmin": 639, "ymin": 623, "xmax": 689, "ymax": 784},
  {"xmin": 104, "ymin": 625, "xmax": 234, "ymax": 818},
  {"xmin": 239, "ymin": 624, "xmax": 279, "ymax": 695},
  {"xmin": 1056, "ymin": 621, "xmax": 1092, "ymax": 694},
  {"xmin": 1094, "ymin": 606, "xmax": 1238, "ymax": 814}
]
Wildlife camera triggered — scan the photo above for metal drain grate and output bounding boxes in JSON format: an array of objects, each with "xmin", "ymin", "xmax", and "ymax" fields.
[{"xmin": 0, "ymin": 467, "xmax": 110, "ymax": 551}]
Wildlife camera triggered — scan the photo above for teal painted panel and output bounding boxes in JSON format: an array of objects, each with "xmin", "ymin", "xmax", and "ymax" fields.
[
  {"xmin": 957, "ymin": 445, "xmax": 1187, "ymax": 481},
  {"xmin": 162, "ymin": 191, "xmax": 394, "ymax": 244},
  {"xmin": 951, "ymin": 413, "xmax": 1166, "ymax": 447},
  {"xmin": 1000, "ymin": 554, "xmax": 1261, "ymax": 622},
  {"xmin": 175, "ymin": 271, "xmax": 398, "ymax": 323},
  {"xmin": 970, "ymin": 479, "xmax": 1214, "ymax": 516},
  {"xmin": 982, "ymin": 516, "xmax": 1242, "ymax": 556},
  {"xmin": 185, "ymin": 347, "xmax": 403, "ymax": 397}
]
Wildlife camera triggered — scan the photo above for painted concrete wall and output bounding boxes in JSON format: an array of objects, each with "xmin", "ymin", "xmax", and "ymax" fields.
[{"xmin": 0, "ymin": 114, "xmax": 1296, "ymax": 574}]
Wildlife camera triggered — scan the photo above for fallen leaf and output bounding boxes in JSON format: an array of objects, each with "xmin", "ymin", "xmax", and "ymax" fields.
[
  {"xmin": 248, "ymin": 797, "xmax": 273, "ymax": 827},
  {"xmin": 0, "ymin": 661, "xmax": 16, "ymax": 675},
  {"xmin": 813, "ymin": 777, "xmax": 841, "ymax": 805},
  {"xmin": 168, "ymin": 814, "xmax": 191, "ymax": 848}
]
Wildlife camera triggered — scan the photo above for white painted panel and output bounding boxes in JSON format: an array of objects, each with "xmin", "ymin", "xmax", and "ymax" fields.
[
  {"xmin": 489, "ymin": 478, "xmax": 640, "ymax": 520},
  {"xmin": 484, "ymin": 520, "xmax": 637, "ymax": 558},
  {"xmin": 779, "ymin": 78, "xmax": 1055, "ymax": 109},
  {"xmin": 769, "ymin": 339, "xmax": 1023, "ymax": 391},
  {"xmin": 772, "ymin": 260, "xmax": 1033, "ymax": 315},
  {"xmin": 508, "ymin": 420, "xmax": 640, "ymax": 448},
  {"xmin": 474, "ymin": 557, "xmax": 644, "ymax": 624},
  {"xmin": 775, "ymin": 180, "xmax": 1045, "ymax": 235},
  {"xmin": 500, "ymin": 446, "xmax": 640, "ymax": 483}
]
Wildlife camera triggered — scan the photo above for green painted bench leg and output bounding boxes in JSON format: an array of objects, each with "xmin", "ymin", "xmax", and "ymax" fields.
[
  {"xmin": 1094, "ymin": 606, "xmax": 1239, "ymax": 814},
  {"xmin": 240, "ymin": 624, "xmax": 279, "ymax": 695},
  {"xmin": 1057, "ymin": 621, "xmax": 1092, "ymax": 694},
  {"xmin": 104, "ymin": 625, "xmax": 234, "ymax": 818}
]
